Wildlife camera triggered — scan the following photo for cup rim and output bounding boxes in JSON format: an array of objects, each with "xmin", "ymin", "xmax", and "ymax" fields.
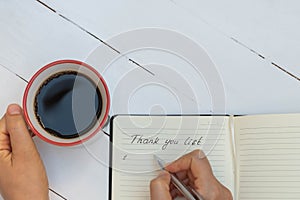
[{"xmin": 23, "ymin": 59, "xmax": 110, "ymax": 146}]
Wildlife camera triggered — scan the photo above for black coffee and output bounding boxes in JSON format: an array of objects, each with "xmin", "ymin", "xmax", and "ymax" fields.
[{"xmin": 35, "ymin": 71, "xmax": 102, "ymax": 139}]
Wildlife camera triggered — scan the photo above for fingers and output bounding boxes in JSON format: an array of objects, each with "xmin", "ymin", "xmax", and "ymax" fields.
[
  {"xmin": 5, "ymin": 104, "xmax": 37, "ymax": 159},
  {"xmin": 166, "ymin": 150, "xmax": 213, "ymax": 177},
  {"xmin": 150, "ymin": 171, "xmax": 172, "ymax": 200},
  {"xmin": 0, "ymin": 116, "xmax": 11, "ymax": 155},
  {"xmin": 0, "ymin": 115, "xmax": 6, "ymax": 134},
  {"xmin": 159, "ymin": 150, "xmax": 233, "ymax": 200}
]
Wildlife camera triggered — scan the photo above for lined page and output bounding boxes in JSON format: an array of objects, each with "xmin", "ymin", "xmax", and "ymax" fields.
[
  {"xmin": 111, "ymin": 115, "xmax": 234, "ymax": 200},
  {"xmin": 234, "ymin": 114, "xmax": 300, "ymax": 200}
]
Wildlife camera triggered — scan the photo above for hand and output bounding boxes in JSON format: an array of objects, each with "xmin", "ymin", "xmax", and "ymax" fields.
[
  {"xmin": 150, "ymin": 150, "xmax": 232, "ymax": 200},
  {"xmin": 0, "ymin": 104, "xmax": 49, "ymax": 200}
]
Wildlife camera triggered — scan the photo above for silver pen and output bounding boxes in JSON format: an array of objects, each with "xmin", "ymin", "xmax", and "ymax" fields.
[{"xmin": 154, "ymin": 155, "xmax": 204, "ymax": 200}]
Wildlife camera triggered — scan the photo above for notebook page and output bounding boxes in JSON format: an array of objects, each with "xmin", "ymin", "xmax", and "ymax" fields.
[
  {"xmin": 234, "ymin": 114, "xmax": 300, "ymax": 200},
  {"xmin": 110, "ymin": 115, "xmax": 234, "ymax": 200}
]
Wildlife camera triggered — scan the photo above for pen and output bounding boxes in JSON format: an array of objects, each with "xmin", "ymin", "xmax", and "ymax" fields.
[{"xmin": 154, "ymin": 155, "xmax": 204, "ymax": 200}]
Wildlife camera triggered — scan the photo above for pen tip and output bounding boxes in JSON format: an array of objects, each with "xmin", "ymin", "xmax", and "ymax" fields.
[{"xmin": 154, "ymin": 155, "xmax": 163, "ymax": 163}]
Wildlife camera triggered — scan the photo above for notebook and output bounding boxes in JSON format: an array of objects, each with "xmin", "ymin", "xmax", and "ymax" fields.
[{"xmin": 109, "ymin": 114, "xmax": 300, "ymax": 200}]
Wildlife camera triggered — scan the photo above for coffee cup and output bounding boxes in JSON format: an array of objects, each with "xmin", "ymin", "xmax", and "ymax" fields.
[{"xmin": 23, "ymin": 60, "xmax": 110, "ymax": 146}]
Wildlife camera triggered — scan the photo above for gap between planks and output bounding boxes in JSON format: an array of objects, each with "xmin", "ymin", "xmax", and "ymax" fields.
[{"xmin": 169, "ymin": 0, "xmax": 300, "ymax": 82}]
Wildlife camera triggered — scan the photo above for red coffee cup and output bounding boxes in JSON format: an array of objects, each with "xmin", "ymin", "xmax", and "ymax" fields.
[{"xmin": 23, "ymin": 60, "xmax": 110, "ymax": 146}]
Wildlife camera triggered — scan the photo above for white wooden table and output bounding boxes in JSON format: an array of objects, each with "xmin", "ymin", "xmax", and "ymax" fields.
[{"xmin": 0, "ymin": 1, "xmax": 300, "ymax": 199}]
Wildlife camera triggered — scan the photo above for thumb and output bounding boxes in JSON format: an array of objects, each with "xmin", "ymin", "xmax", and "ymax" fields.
[
  {"xmin": 5, "ymin": 104, "xmax": 37, "ymax": 159},
  {"xmin": 150, "ymin": 171, "xmax": 172, "ymax": 200}
]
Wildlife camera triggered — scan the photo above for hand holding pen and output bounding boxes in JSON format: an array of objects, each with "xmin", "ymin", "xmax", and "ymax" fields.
[{"xmin": 150, "ymin": 150, "xmax": 232, "ymax": 200}]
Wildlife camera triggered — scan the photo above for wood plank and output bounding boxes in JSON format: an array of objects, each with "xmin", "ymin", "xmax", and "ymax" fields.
[
  {"xmin": 33, "ymin": 132, "xmax": 110, "ymax": 200},
  {"xmin": 171, "ymin": 0, "xmax": 300, "ymax": 77},
  {"xmin": 0, "ymin": 189, "xmax": 67, "ymax": 200},
  {"xmin": 0, "ymin": 66, "xmax": 25, "ymax": 115},
  {"xmin": 41, "ymin": 0, "xmax": 300, "ymax": 114},
  {"xmin": 0, "ymin": 0, "xmax": 99, "ymax": 80}
]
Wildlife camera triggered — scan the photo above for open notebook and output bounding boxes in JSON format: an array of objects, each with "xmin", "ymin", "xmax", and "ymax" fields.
[{"xmin": 109, "ymin": 114, "xmax": 300, "ymax": 200}]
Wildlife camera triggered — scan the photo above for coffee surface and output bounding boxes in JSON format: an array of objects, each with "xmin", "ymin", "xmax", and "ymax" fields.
[{"xmin": 35, "ymin": 72, "xmax": 102, "ymax": 139}]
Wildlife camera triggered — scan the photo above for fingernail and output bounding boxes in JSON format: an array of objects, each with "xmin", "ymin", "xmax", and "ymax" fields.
[
  {"xmin": 7, "ymin": 104, "xmax": 22, "ymax": 115},
  {"xmin": 198, "ymin": 149, "xmax": 206, "ymax": 159}
]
